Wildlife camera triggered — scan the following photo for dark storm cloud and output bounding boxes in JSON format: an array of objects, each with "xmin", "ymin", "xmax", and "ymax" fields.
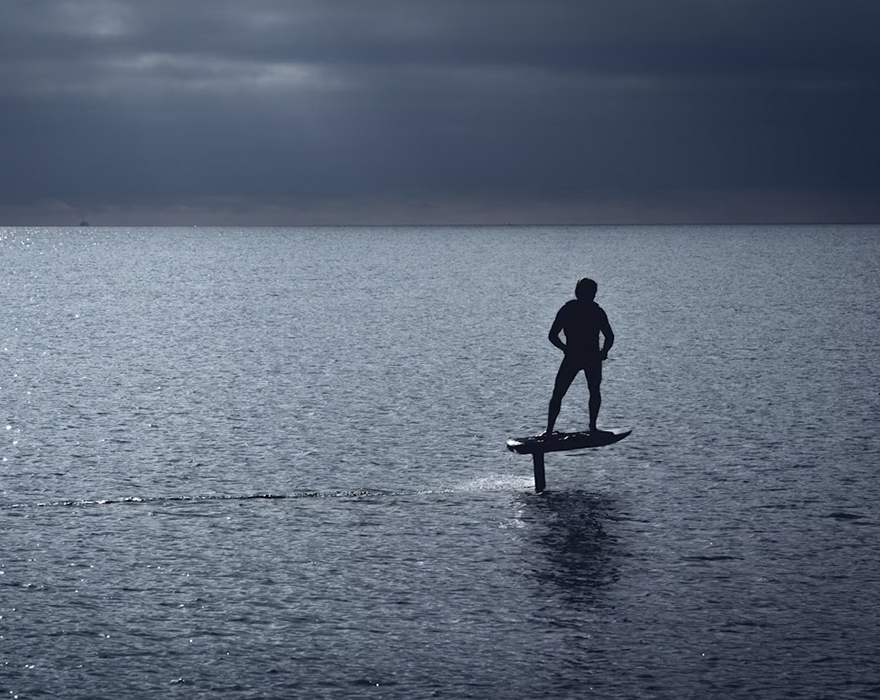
[{"xmin": 1, "ymin": 0, "xmax": 879, "ymax": 223}]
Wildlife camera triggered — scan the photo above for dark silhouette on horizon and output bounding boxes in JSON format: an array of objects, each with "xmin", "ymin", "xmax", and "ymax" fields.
[{"xmin": 544, "ymin": 277, "xmax": 614, "ymax": 436}]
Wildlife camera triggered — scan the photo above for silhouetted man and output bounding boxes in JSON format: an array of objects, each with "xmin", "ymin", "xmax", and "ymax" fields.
[{"xmin": 544, "ymin": 277, "xmax": 614, "ymax": 436}]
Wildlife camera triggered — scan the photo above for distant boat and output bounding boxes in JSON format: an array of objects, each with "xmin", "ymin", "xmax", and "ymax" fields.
[{"xmin": 79, "ymin": 221, "xmax": 90, "ymax": 226}]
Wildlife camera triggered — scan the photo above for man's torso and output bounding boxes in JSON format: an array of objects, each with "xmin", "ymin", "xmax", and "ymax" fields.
[{"xmin": 559, "ymin": 300, "xmax": 607, "ymax": 357}]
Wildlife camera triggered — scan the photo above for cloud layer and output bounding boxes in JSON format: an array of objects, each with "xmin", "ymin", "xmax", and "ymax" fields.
[{"xmin": 2, "ymin": 1, "xmax": 879, "ymax": 223}]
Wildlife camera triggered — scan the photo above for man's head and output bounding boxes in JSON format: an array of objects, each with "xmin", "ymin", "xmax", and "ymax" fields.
[{"xmin": 575, "ymin": 277, "xmax": 597, "ymax": 301}]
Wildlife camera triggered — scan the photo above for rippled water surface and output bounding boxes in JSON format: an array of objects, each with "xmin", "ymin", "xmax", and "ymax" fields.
[{"xmin": 2, "ymin": 225, "xmax": 879, "ymax": 698}]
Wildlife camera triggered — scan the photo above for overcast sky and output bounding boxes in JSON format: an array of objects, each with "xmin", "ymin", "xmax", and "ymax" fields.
[{"xmin": 1, "ymin": 0, "xmax": 879, "ymax": 225}]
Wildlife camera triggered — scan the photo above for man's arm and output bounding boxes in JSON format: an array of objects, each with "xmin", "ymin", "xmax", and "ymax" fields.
[
  {"xmin": 599, "ymin": 313, "xmax": 614, "ymax": 360},
  {"xmin": 548, "ymin": 309, "xmax": 567, "ymax": 353}
]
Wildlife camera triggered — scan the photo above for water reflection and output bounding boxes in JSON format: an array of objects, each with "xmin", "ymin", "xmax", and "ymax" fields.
[{"xmin": 517, "ymin": 490, "xmax": 621, "ymax": 608}]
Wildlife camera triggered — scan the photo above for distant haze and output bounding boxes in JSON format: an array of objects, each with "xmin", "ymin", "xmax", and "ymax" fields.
[{"xmin": 2, "ymin": 1, "xmax": 879, "ymax": 225}]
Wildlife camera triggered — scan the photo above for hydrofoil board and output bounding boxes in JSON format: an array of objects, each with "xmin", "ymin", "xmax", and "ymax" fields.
[{"xmin": 507, "ymin": 428, "xmax": 631, "ymax": 455}]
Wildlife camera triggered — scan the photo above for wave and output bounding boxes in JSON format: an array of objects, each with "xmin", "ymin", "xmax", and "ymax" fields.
[{"xmin": 3, "ymin": 474, "xmax": 535, "ymax": 510}]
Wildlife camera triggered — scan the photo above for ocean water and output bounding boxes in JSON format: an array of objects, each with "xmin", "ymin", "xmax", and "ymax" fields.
[{"xmin": 1, "ymin": 225, "xmax": 879, "ymax": 699}]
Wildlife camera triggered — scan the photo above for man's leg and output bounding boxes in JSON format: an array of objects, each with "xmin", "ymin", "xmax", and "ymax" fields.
[
  {"xmin": 546, "ymin": 358, "xmax": 580, "ymax": 435},
  {"xmin": 585, "ymin": 361, "xmax": 603, "ymax": 431}
]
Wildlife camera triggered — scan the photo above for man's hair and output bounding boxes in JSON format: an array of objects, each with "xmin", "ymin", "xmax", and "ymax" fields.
[{"xmin": 575, "ymin": 277, "xmax": 597, "ymax": 301}]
